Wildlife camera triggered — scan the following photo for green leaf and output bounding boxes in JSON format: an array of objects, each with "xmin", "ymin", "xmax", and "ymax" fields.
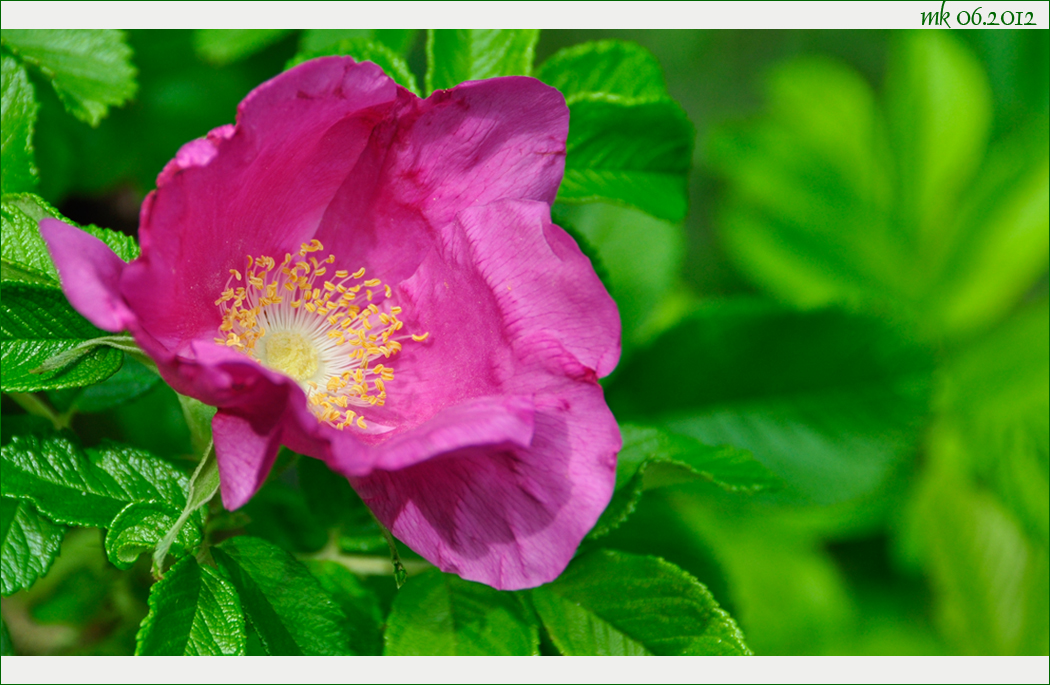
[
  {"xmin": 299, "ymin": 29, "xmax": 417, "ymax": 57},
  {"xmin": 560, "ymin": 97, "xmax": 693, "ymax": 223},
  {"xmin": 708, "ymin": 56, "xmax": 896, "ymax": 310},
  {"xmin": 0, "ymin": 434, "xmax": 190, "ymax": 529},
  {"xmin": 0, "ymin": 283, "xmax": 124, "ymax": 392},
  {"xmin": 591, "ymin": 424, "xmax": 781, "ymax": 539},
  {"xmin": 1, "ymin": 495, "xmax": 65, "ymax": 595},
  {"xmin": 287, "ymin": 37, "xmax": 420, "ymax": 96},
  {"xmin": 0, "ymin": 29, "xmax": 136, "ymax": 126},
  {"xmin": 535, "ymin": 40, "xmax": 691, "ymax": 222},
  {"xmin": 1, "ymin": 194, "xmax": 59, "ymax": 286},
  {"xmin": 104, "ymin": 500, "xmax": 201, "ymax": 571},
  {"xmin": 384, "ymin": 568, "xmax": 539, "ymax": 655},
  {"xmin": 934, "ymin": 299, "xmax": 1049, "ymax": 543},
  {"xmin": 302, "ymin": 559, "xmax": 384, "ymax": 656},
  {"xmin": 425, "ymin": 29, "xmax": 538, "ymax": 94},
  {"xmin": 212, "ymin": 536, "xmax": 349, "ymax": 655},
  {"xmin": 136, "ymin": 555, "xmax": 246, "ymax": 656},
  {"xmin": 886, "ymin": 31, "xmax": 992, "ymax": 258},
  {"xmin": 1, "ymin": 54, "xmax": 38, "ymax": 194},
  {"xmin": 192, "ymin": 29, "xmax": 292, "ymax": 66},
  {"xmin": 606, "ymin": 301, "xmax": 932, "ymax": 505},
  {"xmin": 530, "ymin": 549, "xmax": 750, "ymax": 655},
  {"xmin": 537, "ymin": 40, "xmax": 668, "ymax": 104},
  {"xmin": 914, "ymin": 471, "xmax": 1048, "ymax": 655},
  {"xmin": 68, "ymin": 356, "xmax": 159, "ymax": 413},
  {"xmin": 709, "ymin": 34, "xmax": 1040, "ymax": 340},
  {"xmin": 1, "ymin": 193, "xmax": 138, "ymax": 287},
  {"xmin": 929, "ymin": 120, "xmax": 1049, "ymax": 335}
]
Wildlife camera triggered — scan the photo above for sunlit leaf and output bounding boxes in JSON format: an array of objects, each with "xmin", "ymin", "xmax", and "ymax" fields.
[
  {"xmin": 385, "ymin": 568, "xmax": 538, "ymax": 655},
  {"xmin": 1, "ymin": 29, "xmax": 136, "ymax": 126},
  {"xmin": 0, "ymin": 434, "xmax": 190, "ymax": 528},
  {"xmin": 212, "ymin": 536, "xmax": 349, "ymax": 655},
  {"xmin": 0, "ymin": 283, "xmax": 124, "ymax": 392},
  {"xmin": 1, "ymin": 495, "xmax": 65, "ymax": 595},
  {"xmin": 426, "ymin": 29, "xmax": 538, "ymax": 93},
  {"xmin": 590, "ymin": 424, "xmax": 780, "ymax": 539},
  {"xmin": 530, "ymin": 550, "xmax": 750, "ymax": 655},
  {"xmin": 136, "ymin": 555, "xmax": 246, "ymax": 656},
  {"xmin": 104, "ymin": 500, "xmax": 201, "ymax": 570},
  {"xmin": 287, "ymin": 37, "xmax": 419, "ymax": 95},
  {"xmin": 1, "ymin": 54, "xmax": 37, "ymax": 194}
]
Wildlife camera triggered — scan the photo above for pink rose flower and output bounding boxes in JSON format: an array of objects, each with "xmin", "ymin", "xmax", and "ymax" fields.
[{"xmin": 40, "ymin": 56, "xmax": 621, "ymax": 590}]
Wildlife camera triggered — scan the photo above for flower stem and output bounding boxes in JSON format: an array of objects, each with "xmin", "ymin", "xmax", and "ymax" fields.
[
  {"xmin": 6, "ymin": 392, "xmax": 73, "ymax": 431},
  {"xmin": 306, "ymin": 531, "xmax": 430, "ymax": 579}
]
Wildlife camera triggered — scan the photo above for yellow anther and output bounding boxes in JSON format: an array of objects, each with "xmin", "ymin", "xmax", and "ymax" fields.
[
  {"xmin": 411, "ymin": 332, "xmax": 430, "ymax": 342},
  {"xmin": 356, "ymin": 416, "xmax": 367, "ymax": 429},
  {"xmin": 352, "ymin": 267, "xmax": 366, "ymax": 279},
  {"xmin": 335, "ymin": 269, "xmax": 349, "ymax": 278},
  {"xmin": 230, "ymin": 269, "xmax": 242, "ymax": 280}
]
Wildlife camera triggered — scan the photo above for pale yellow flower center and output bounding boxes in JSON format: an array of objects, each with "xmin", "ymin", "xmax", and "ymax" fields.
[{"xmin": 213, "ymin": 239, "xmax": 430, "ymax": 431}]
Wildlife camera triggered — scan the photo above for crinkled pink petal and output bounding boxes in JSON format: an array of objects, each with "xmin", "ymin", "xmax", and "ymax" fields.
[
  {"xmin": 38, "ymin": 219, "xmax": 134, "ymax": 332},
  {"xmin": 212, "ymin": 409, "xmax": 285, "ymax": 510},
  {"xmin": 354, "ymin": 379, "xmax": 619, "ymax": 590},
  {"xmin": 456, "ymin": 200, "xmax": 621, "ymax": 377},
  {"xmin": 386, "ymin": 77, "xmax": 568, "ymax": 227}
]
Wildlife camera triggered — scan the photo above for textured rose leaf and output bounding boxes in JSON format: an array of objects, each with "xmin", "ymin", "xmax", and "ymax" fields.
[
  {"xmin": 559, "ymin": 96, "xmax": 692, "ymax": 224},
  {"xmin": 530, "ymin": 549, "xmax": 751, "ymax": 656},
  {"xmin": 136, "ymin": 555, "xmax": 246, "ymax": 656},
  {"xmin": 426, "ymin": 29, "xmax": 538, "ymax": 93},
  {"xmin": 0, "ymin": 283, "xmax": 124, "ymax": 392},
  {"xmin": 287, "ymin": 38, "xmax": 420, "ymax": 95},
  {"xmin": 212, "ymin": 536, "xmax": 349, "ymax": 655},
  {"xmin": 607, "ymin": 301, "xmax": 932, "ymax": 506},
  {"xmin": 384, "ymin": 568, "xmax": 539, "ymax": 656},
  {"xmin": 2, "ymin": 194, "xmax": 138, "ymax": 287},
  {"xmin": 538, "ymin": 40, "xmax": 692, "ymax": 223},
  {"xmin": 589, "ymin": 423, "xmax": 781, "ymax": 540},
  {"xmin": 538, "ymin": 39, "xmax": 668, "ymax": 104},
  {"xmin": 303, "ymin": 559, "xmax": 384, "ymax": 656},
  {"xmin": 104, "ymin": 500, "xmax": 202, "ymax": 570},
  {"xmin": 0, "ymin": 29, "xmax": 136, "ymax": 126},
  {"xmin": 1, "ymin": 495, "xmax": 65, "ymax": 596},
  {"xmin": 192, "ymin": 29, "xmax": 292, "ymax": 66},
  {"xmin": 1, "ymin": 54, "xmax": 37, "ymax": 194},
  {"xmin": 0, "ymin": 434, "xmax": 190, "ymax": 528}
]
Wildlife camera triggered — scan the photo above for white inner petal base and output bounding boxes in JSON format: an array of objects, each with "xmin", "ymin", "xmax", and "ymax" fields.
[{"xmin": 214, "ymin": 239, "xmax": 429, "ymax": 431}]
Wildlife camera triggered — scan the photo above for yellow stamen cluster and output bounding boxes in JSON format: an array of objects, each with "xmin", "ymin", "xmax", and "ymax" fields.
[{"xmin": 214, "ymin": 238, "xmax": 428, "ymax": 431}]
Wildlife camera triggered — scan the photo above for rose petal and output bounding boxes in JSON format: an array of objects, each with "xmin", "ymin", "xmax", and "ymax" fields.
[
  {"xmin": 39, "ymin": 218, "xmax": 135, "ymax": 332},
  {"xmin": 354, "ymin": 379, "xmax": 619, "ymax": 590}
]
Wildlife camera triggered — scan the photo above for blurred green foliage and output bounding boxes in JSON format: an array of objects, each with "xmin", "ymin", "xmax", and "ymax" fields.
[{"xmin": 1, "ymin": 29, "xmax": 1046, "ymax": 656}]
